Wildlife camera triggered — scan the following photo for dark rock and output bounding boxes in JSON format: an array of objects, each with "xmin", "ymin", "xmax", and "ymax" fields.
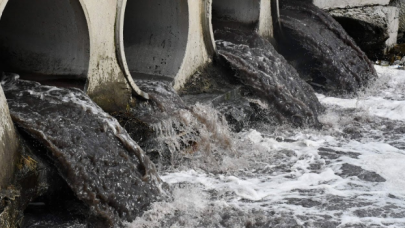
[
  {"xmin": 275, "ymin": 0, "xmax": 377, "ymax": 95},
  {"xmin": 339, "ymin": 163, "xmax": 386, "ymax": 182}
]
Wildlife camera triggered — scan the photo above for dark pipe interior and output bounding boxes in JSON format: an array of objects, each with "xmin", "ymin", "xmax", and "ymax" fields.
[
  {"xmin": 0, "ymin": 0, "xmax": 90, "ymax": 89},
  {"xmin": 123, "ymin": 0, "xmax": 189, "ymax": 81},
  {"xmin": 212, "ymin": 0, "xmax": 260, "ymax": 34}
]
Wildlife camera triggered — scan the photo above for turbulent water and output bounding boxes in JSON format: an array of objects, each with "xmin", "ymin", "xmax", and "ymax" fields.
[
  {"xmin": 275, "ymin": 0, "xmax": 377, "ymax": 95},
  {"xmin": 215, "ymin": 28, "xmax": 323, "ymax": 127},
  {"xmin": 1, "ymin": 74, "xmax": 162, "ymax": 226},
  {"xmin": 114, "ymin": 79, "xmax": 234, "ymax": 173},
  {"xmin": 126, "ymin": 66, "xmax": 405, "ymax": 228}
]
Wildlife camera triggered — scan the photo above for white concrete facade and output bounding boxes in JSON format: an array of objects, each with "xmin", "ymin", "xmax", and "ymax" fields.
[
  {"xmin": 173, "ymin": 0, "xmax": 216, "ymax": 90},
  {"xmin": 0, "ymin": 0, "xmax": 216, "ymax": 110},
  {"xmin": 258, "ymin": 0, "xmax": 273, "ymax": 39},
  {"xmin": 385, "ymin": 6, "xmax": 400, "ymax": 51},
  {"xmin": 313, "ymin": 0, "xmax": 390, "ymax": 9},
  {"xmin": 0, "ymin": 84, "xmax": 18, "ymax": 189}
]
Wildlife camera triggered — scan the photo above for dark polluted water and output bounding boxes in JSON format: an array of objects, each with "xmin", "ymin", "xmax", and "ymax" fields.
[
  {"xmin": 275, "ymin": 0, "xmax": 377, "ymax": 95},
  {"xmin": 2, "ymin": 4, "xmax": 403, "ymax": 226},
  {"xmin": 2, "ymin": 74, "xmax": 163, "ymax": 227},
  {"xmin": 214, "ymin": 28, "xmax": 324, "ymax": 127},
  {"xmin": 126, "ymin": 66, "xmax": 405, "ymax": 228},
  {"xmin": 3, "ymin": 61, "xmax": 405, "ymax": 227}
]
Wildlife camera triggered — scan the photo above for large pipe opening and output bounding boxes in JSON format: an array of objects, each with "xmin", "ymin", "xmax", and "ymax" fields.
[
  {"xmin": 0, "ymin": 0, "xmax": 90, "ymax": 90},
  {"xmin": 123, "ymin": 0, "xmax": 189, "ymax": 81},
  {"xmin": 212, "ymin": 0, "xmax": 261, "ymax": 34}
]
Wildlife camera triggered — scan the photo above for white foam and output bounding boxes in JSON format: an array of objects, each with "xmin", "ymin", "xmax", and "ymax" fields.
[{"xmin": 128, "ymin": 66, "xmax": 405, "ymax": 227}]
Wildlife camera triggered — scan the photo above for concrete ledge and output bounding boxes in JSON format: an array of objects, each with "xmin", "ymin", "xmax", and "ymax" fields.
[
  {"xmin": 0, "ymin": 84, "xmax": 18, "ymax": 189},
  {"xmin": 313, "ymin": 0, "xmax": 390, "ymax": 9}
]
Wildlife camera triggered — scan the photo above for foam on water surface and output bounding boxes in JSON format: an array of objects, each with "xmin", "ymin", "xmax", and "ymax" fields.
[{"xmin": 127, "ymin": 65, "xmax": 405, "ymax": 228}]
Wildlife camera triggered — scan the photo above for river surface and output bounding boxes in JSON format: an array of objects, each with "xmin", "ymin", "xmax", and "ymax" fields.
[{"xmin": 127, "ymin": 65, "xmax": 405, "ymax": 228}]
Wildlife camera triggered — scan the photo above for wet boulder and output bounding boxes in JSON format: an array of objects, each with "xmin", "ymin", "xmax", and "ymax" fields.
[
  {"xmin": 275, "ymin": 0, "xmax": 378, "ymax": 95},
  {"xmin": 329, "ymin": 6, "xmax": 399, "ymax": 60}
]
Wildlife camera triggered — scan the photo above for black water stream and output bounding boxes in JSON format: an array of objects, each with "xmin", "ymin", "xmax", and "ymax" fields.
[
  {"xmin": 215, "ymin": 28, "xmax": 324, "ymax": 127},
  {"xmin": 2, "ymin": 74, "xmax": 162, "ymax": 227},
  {"xmin": 275, "ymin": 0, "xmax": 378, "ymax": 95}
]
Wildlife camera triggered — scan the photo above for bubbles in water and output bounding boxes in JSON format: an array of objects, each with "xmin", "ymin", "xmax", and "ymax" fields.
[{"xmin": 128, "ymin": 66, "xmax": 405, "ymax": 228}]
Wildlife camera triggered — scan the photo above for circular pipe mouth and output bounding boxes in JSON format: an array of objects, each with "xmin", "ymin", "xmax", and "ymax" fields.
[
  {"xmin": 0, "ymin": 0, "xmax": 90, "ymax": 90},
  {"xmin": 212, "ymin": 0, "xmax": 261, "ymax": 33},
  {"xmin": 119, "ymin": 0, "xmax": 189, "ymax": 82}
]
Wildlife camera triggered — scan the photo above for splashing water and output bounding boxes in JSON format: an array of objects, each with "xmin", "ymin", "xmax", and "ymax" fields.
[
  {"xmin": 116, "ymin": 79, "xmax": 236, "ymax": 174},
  {"xmin": 127, "ymin": 66, "xmax": 405, "ymax": 228}
]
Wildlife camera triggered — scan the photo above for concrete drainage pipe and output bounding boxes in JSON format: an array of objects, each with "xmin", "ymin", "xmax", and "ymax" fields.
[
  {"xmin": 121, "ymin": 0, "xmax": 189, "ymax": 82},
  {"xmin": 212, "ymin": 0, "xmax": 273, "ymax": 39},
  {"xmin": 0, "ymin": 0, "xmax": 90, "ymax": 89}
]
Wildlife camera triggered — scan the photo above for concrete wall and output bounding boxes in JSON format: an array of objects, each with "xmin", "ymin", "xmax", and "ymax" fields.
[
  {"xmin": 173, "ymin": 0, "xmax": 216, "ymax": 90},
  {"xmin": 0, "ymin": 84, "xmax": 18, "ymax": 189},
  {"xmin": 313, "ymin": 0, "xmax": 390, "ymax": 9},
  {"xmin": 79, "ymin": 0, "xmax": 135, "ymax": 111},
  {"xmin": 212, "ymin": 0, "xmax": 273, "ymax": 39},
  {"xmin": 385, "ymin": 6, "xmax": 400, "ymax": 49},
  {"xmin": 391, "ymin": 0, "xmax": 405, "ymax": 38}
]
